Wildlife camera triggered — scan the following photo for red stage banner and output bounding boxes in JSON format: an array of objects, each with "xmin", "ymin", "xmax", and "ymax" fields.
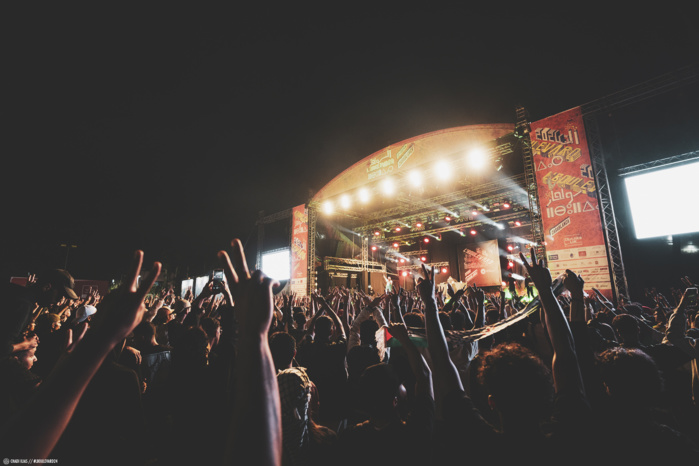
[
  {"xmin": 290, "ymin": 204, "xmax": 309, "ymax": 295},
  {"xmin": 460, "ymin": 239, "xmax": 502, "ymax": 287},
  {"xmin": 530, "ymin": 107, "xmax": 613, "ymax": 297}
]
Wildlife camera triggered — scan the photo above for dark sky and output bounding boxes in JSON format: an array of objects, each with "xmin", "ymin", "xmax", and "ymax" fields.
[{"xmin": 3, "ymin": 4, "xmax": 698, "ymax": 284}]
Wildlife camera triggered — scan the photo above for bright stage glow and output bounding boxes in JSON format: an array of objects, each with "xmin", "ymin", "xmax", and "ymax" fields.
[
  {"xmin": 358, "ymin": 187, "xmax": 370, "ymax": 203},
  {"xmin": 340, "ymin": 194, "xmax": 351, "ymax": 209},
  {"xmin": 467, "ymin": 148, "xmax": 487, "ymax": 169},
  {"xmin": 261, "ymin": 249, "xmax": 291, "ymax": 281},
  {"xmin": 408, "ymin": 170, "xmax": 422, "ymax": 187},
  {"xmin": 381, "ymin": 177, "xmax": 396, "ymax": 195},
  {"xmin": 435, "ymin": 160, "xmax": 452, "ymax": 180},
  {"xmin": 322, "ymin": 200, "xmax": 333, "ymax": 214},
  {"xmin": 625, "ymin": 161, "xmax": 699, "ymax": 239}
]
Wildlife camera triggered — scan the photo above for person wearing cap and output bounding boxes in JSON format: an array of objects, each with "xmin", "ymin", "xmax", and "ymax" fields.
[{"xmin": 1, "ymin": 268, "xmax": 79, "ymax": 358}]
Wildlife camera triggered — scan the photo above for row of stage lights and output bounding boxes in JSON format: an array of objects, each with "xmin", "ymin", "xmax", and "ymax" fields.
[
  {"xmin": 371, "ymin": 206, "xmax": 521, "ymax": 239},
  {"xmin": 321, "ymin": 148, "xmax": 492, "ymax": 215}
]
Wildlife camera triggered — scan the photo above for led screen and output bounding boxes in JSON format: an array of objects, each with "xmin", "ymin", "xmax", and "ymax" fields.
[
  {"xmin": 261, "ymin": 249, "xmax": 291, "ymax": 281},
  {"xmin": 180, "ymin": 279, "xmax": 193, "ymax": 298},
  {"xmin": 625, "ymin": 161, "xmax": 699, "ymax": 239}
]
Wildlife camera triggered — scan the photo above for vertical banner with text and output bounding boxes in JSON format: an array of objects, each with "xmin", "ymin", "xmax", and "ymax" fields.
[
  {"xmin": 530, "ymin": 107, "xmax": 613, "ymax": 297},
  {"xmin": 290, "ymin": 204, "xmax": 309, "ymax": 296}
]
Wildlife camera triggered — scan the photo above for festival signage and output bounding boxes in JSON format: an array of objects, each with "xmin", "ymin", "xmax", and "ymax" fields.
[
  {"xmin": 530, "ymin": 107, "xmax": 613, "ymax": 297},
  {"xmin": 290, "ymin": 204, "xmax": 309, "ymax": 295},
  {"xmin": 460, "ymin": 239, "xmax": 502, "ymax": 287}
]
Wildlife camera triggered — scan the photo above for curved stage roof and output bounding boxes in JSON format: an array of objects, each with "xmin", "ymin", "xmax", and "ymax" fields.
[{"xmin": 312, "ymin": 123, "xmax": 514, "ymax": 203}]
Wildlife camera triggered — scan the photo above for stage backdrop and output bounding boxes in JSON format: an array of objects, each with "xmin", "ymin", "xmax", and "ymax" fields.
[
  {"xmin": 530, "ymin": 106, "xmax": 613, "ymax": 297},
  {"xmin": 290, "ymin": 204, "xmax": 309, "ymax": 295},
  {"xmin": 460, "ymin": 239, "xmax": 502, "ymax": 287}
]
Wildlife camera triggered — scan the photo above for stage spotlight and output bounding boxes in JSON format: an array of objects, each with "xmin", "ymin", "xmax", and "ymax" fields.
[
  {"xmin": 373, "ymin": 230, "xmax": 381, "ymax": 236},
  {"xmin": 399, "ymin": 258, "xmax": 405, "ymax": 263},
  {"xmin": 502, "ymin": 202, "xmax": 511, "ymax": 209},
  {"xmin": 415, "ymin": 220, "xmax": 423, "ymax": 228},
  {"xmin": 467, "ymin": 148, "xmax": 487, "ymax": 170},
  {"xmin": 444, "ymin": 215, "xmax": 452, "ymax": 223},
  {"xmin": 395, "ymin": 226, "xmax": 401, "ymax": 232},
  {"xmin": 408, "ymin": 170, "xmax": 422, "ymax": 187},
  {"xmin": 401, "ymin": 271, "xmax": 408, "ymax": 277},
  {"xmin": 358, "ymin": 187, "xmax": 370, "ymax": 203},
  {"xmin": 435, "ymin": 160, "xmax": 452, "ymax": 180},
  {"xmin": 322, "ymin": 200, "xmax": 333, "ymax": 214},
  {"xmin": 470, "ymin": 229, "xmax": 477, "ymax": 235},
  {"xmin": 381, "ymin": 177, "xmax": 395, "ymax": 195},
  {"xmin": 507, "ymin": 245, "xmax": 514, "ymax": 252},
  {"xmin": 393, "ymin": 242, "xmax": 399, "ymax": 248},
  {"xmin": 420, "ymin": 256, "xmax": 427, "ymax": 262},
  {"xmin": 371, "ymin": 245, "xmax": 378, "ymax": 251},
  {"xmin": 441, "ymin": 267, "xmax": 448, "ymax": 274},
  {"xmin": 435, "ymin": 233, "xmax": 442, "ymax": 241},
  {"xmin": 508, "ymin": 261, "xmax": 514, "ymax": 269},
  {"xmin": 471, "ymin": 210, "xmax": 479, "ymax": 217},
  {"xmin": 514, "ymin": 220, "xmax": 522, "ymax": 227},
  {"xmin": 496, "ymin": 224, "xmax": 505, "ymax": 230},
  {"xmin": 340, "ymin": 194, "xmax": 351, "ymax": 209},
  {"xmin": 423, "ymin": 237, "xmax": 430, "ymax": 244},
  {"xmin": 434, "ymin": 268, "xmax": 440, "ymax": 274}
]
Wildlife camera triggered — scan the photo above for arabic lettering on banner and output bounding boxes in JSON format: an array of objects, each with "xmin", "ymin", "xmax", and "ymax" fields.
[
  {"xmin": 290, "ymin": 204, "xmax": 308, "ymax": 295},
  {"xmin": 530, "ymin": 107, "xmax": 613, "ymax": 298}
]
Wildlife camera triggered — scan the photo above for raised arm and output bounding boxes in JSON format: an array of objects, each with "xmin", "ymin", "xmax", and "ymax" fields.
[
  {"xmin": 520, "ymin": 250, "xmax": 584, "ymax": 397},
  {"xmin": 221, "ymin": 239, "xmax": 281, "ymax": 466},
  {"xmin": 0, "ymin": 251, "xmax": 160, "ymax": 459},
  {"xmin": 419, "ymin": 264, "xmax": 464, "ymax": 399}
]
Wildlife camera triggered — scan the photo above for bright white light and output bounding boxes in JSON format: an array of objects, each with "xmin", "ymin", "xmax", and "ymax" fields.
[
  {"xmin": 625, "ymin": 161, "xmax": 699, "ymax": 239},
  {"xmin": 358, "ymin": 187, "xmax": 370, "ymax": 203},
  {"xmin": 322, "ymin": 200, "xmax": 333, "ymax": 214},
  {"xmin": 408, "ymin": 170, "xmax": 422, "ymax": 187},
  {"xmin": 261, "ymin": 249, "xmax": 291, "ymax": 281},
  {"xmin": 495, "ymin": 223, "xmax": 505, "ymax": 230},
  {"xmin": 381, "ymin": 177, "xmax": 395, "ymax": 195},
  {"xmin": 435, "ymin": 160, "xmax": 452, "ymax": 180},
  {"xmin": 467, "ymin": 148, "xmax": 487, "ymax": 169},
  {"xmin": 340, "ymin": 194, "xmax": 351, "ymax": 209}
]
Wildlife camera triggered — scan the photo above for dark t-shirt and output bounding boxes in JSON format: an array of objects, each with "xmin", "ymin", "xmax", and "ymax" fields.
[{"xmin": 337, "ymin": 392, "xmax": 434, "ymax": 466}]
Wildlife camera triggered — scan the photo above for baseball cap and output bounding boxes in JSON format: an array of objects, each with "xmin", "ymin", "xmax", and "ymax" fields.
[
  {"xmin": 43, "ymin": 269, "xmax": 79, "ymax": 300},
  {"xmin": 75, "ymin": 304, "xmax": 97, "ymax": 323}
]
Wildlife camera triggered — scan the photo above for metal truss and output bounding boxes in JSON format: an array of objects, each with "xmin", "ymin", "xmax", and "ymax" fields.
[
  {"xmin": 618, "ymin": 149, "xmax": 699, "ymax": 176},
  {"xmin": 516, "ymin": 106, "xmax": 546, "ymax": 261},
  {"xmin": 584, "ymin": 113, "xmax": 629, "ymax": 302},
  {"xmin": 324, "ymin": 256, "xmax": 386, "ymax": 273},
  {"xmin": 307, "ymin": 203, "xmax": 318, "ymax": 294}
]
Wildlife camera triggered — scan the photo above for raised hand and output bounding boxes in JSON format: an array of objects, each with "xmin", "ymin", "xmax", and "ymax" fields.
[
  {"xmin": 563, "ymin": 269, "xmax": 585, "ymax": 298},
  {"xmin": 91, "ymin": 251, "xmax": 161, "ymax": 347},
  {"xmin": 218, "ymin": 239, "xmax": 279, "ymax": 337},
  {"xmin": 416, "ymin": 264, "xmax": 436, "ymax": 305},
  {"xmin": 519, "ymin": 248, "xmax": 552, "ymax": 291}
]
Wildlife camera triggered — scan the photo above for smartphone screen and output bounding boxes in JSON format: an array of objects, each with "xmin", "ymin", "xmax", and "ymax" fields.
[{"xmin": 213, "ymin": 269, "xmax": 224, "ymax": 290}]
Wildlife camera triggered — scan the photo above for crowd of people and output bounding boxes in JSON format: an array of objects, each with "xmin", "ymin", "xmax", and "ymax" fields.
[{"xmin": 1, "ymin": 241, "xmax": 698, "ymax": 465}]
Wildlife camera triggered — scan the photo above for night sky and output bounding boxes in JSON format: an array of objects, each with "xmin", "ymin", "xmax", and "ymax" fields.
[{"xmin": 3, "ymin": 4, "xmax": 699, "ymax": 293}]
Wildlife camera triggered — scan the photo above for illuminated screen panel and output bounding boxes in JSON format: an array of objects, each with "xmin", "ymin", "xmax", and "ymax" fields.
[
  {"xmin": 625, "ymin": 161, "xmax": 699, "ymax": 239},
  {"xmin": 261, "ymin": 249, "xmax": 291, "ymax": 281},
  {"xmin": 181, "ymin": 279, "xmax": 193, "ymax": 298}
]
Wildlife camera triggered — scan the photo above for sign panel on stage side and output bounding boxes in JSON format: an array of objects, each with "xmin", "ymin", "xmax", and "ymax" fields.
[
  {"xmin": 290, "ymin": 204, "xmax": 309, "ymax": 296},
  {"xmin": 460, "ymin": 239, "xmax": 502, "ymax": 288},
  {"xmin": 530, "ymin": 107, "xmax": 613, "ymax": 298}
]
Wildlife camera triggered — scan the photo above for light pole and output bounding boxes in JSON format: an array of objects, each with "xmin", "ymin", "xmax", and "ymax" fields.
[{"xmin": 60, "ymin": 243, "xmax": 77, "ymax": 270}]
